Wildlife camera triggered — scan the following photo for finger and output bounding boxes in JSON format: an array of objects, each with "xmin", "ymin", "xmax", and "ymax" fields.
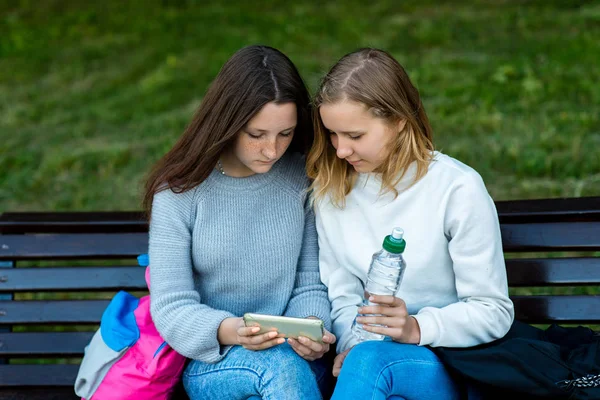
[
  {"xmin": 359, "ymin": 304, "xmax": 407, "ymax": 316},
  {"xmin": 369, "ymin": 295, "xmax": 405, "ymax": 307},
  {"xmin": 237, "ymin": 326, "xmax": 261, "ymax": 337},
  {"xmin": 241, "ymin": 330, "xmax": 279, "ymax": 345},
  {"xmin": 360, "ymin": 303, "xmax": 405, "ymax": 316},
  {"xmin": 332, "ymin": 354, "xmax": 346, "ymax": 377},
  {"xmin": 357, "ymin": 316, "xmax": 406, "ymax": 327},
  {"xmin": 323, "ymin": 331, "xmax": 337, "ymax": 344},
  {"xmin": 362, "ymin": 324, "xmax": 403, "ymax": 338},
  {"xmin": 358, "ymin": 305, "xmax": 389, "ymax": 315},
  {"xmin": 287, "ymin": 338, "xmax": 312, "ymax": 357},
  {"xmin": 367, "ymin": 295, "xmax": 394, "ymax": 305},
  {"xmin": 289, "ymin": 339, "xmax": 321, "ymax": 361},
  {"xmin": 245, "ymin": 337, "xmax": 285, "ymax": 351},
  {"xmin": 252, "ymin": 331, "xmax": 281, "ymax": 344},
  {"xmin": 297, "ymin": 336, "xmax": 325, "ymax": 353},
  {"xmin": 332, "ymin": 366, "xmax": 341, "ymax": 377}
]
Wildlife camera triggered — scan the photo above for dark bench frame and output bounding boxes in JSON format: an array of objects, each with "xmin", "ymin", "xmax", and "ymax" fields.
[{"xmin": 1, "ymin": 196, "xmax": 599, "ymax": 399}]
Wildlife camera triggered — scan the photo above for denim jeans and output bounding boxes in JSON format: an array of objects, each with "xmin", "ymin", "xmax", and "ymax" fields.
[
  {"xmin": 331, "ymin": 341, "xmax": 463, "ymax": 400},
  {"xmin": 182, "ymin": 343, "xmax": 328, "ymax": 400}
]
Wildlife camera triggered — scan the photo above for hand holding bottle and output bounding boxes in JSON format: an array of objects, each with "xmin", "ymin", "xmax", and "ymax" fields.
[
  {"xmin": 356, "ymin": 295, "xmax": 421, "ymax": 344},
  {"xmin": 352, "ymin": 227, "xmax": 407, "ymax": 342}
]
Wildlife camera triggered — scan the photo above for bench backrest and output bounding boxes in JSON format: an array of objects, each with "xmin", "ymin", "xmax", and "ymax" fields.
[{"xmin": 0, "ymin": 196, "xmax": 599, "ymax": 394}]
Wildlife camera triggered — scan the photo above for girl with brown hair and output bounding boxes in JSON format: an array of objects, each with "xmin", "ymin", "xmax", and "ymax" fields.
[
  {"xmin": 145, "ymin": 45, "xmax": 334, "ymax": 400},
  {"xmin": 307, "ymin": 48, "xmax": 514, "ymax": 399}
]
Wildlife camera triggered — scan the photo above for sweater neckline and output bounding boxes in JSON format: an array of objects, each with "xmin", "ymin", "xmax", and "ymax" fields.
[{"xmin": 205, "ymin": 156, "xmax": 284, "ymax": 191}]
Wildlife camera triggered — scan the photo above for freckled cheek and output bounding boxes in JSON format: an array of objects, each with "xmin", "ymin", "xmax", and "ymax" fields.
[{"xmin": 240, "ymin": 142, "xmax": 263, "ymax": 158}]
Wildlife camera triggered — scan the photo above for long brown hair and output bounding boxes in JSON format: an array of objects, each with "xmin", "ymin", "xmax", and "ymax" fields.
[
  {"xmin": 307, "ymin": 48, "xmax": 435, "ymax": 208},
  {"xmin": 143, "ymin": 45, "xmax": 312, "ymax": 215}
]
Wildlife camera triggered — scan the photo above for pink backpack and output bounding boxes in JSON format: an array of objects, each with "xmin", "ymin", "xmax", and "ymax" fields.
[{"xmin": 74, "ymin": 255, "xmax": 187, "ymax": 399}]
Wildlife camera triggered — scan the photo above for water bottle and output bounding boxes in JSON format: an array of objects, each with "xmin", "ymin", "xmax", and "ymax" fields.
[{"xmin": 351, "ymin": 227, "xmax": 407, "ymax": 342}]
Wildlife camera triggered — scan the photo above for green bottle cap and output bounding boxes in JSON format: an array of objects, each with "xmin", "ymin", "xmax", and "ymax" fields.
[{"xmin": 382, "ymin": 227, "xmax": 406, "ymax": 253}]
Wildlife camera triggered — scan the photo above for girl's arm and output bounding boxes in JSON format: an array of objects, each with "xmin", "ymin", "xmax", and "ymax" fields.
[
  {"xmin": 315, "ymin": 205, "xmax": 364, "ymax": 354},
  {"xmin": 149, "ymin": 188, "xmax": 236, "ymax": 363},
  {"xmin": 413, "ymin": 171, "xmax": 515, "ymax": 347}
]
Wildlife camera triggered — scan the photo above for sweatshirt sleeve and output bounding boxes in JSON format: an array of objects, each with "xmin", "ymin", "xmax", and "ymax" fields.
[
  {"xmin": 315, "ymin": 202, "xmax": 363, "ymax": 353},
  {"xmin": 413, "ymin": 171, "xmax": 515, "ymax": 347},
  {"xmin": 284, "ymin": 197, "xmax": 332, "ymax": 332},
  {"xmin": 149, "ymin": 187, "xmax": 235, "ymax": 363}
]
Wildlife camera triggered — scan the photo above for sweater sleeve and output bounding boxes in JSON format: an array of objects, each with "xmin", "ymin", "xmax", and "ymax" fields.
[
  {"xmin": 149, "ymin": 188, "xmax": 235, "ymax": 363},
  {"xmin": 284, "ymin": 198, "xmax": 332, "ymax": 332},
  {"xmin": 413, "ymin": 171, "xmax": 515, "ymax": 347},
  {"xmin": 315, "ymin": 203, "xmax": 363, "ymax": 353}
]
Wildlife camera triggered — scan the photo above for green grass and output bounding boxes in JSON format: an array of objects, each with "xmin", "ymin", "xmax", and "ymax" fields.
[{"xmin": 1, "ymin": 0, "xmax": 599, "ymax": 211}]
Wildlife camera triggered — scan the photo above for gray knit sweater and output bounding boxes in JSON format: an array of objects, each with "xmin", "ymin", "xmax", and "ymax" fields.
[{"xmin": 148, "ymin": 153, "xmax": 331, "ymax": 363}]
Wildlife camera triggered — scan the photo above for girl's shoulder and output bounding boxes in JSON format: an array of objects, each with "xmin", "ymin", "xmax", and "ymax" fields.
[
  {"xmin": 429, "ymin": 152, "xmax": 490, "ymax": 200},
  {"xmin": 429, "ymin": 152, "xmax": 485, "ymax": 185},
  {"xmin": 431, "ymin": 152, "xmax": 477, "ymax": 175}
]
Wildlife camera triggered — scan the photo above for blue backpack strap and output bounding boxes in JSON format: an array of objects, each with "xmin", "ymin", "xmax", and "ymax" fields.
[
  {"xmin": 137, "ymin": 253, "xmax": 149, "ymax": 267},
  {"xmin": 100, "ymin": 291, "xmax": 140, "ymax": 352}
]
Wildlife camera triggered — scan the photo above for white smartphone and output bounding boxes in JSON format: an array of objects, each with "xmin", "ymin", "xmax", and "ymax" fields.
[{"xmin": 243, "ymin": 313, "xmax": 324, "ymax": 343}]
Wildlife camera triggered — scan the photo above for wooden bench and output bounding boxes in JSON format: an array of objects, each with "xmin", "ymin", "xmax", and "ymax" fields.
[{"xmin": 1, "ymin": 196, "xmax": 599, "ymax": 399}]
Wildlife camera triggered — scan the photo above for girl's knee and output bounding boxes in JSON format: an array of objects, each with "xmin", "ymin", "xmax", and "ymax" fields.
[
  {"xmin": 266, "ymin": 344, "xmax": 313, "ymax": 375},
  {"xmin": 343, "ymin": 341, "xmax": 385, "ymax": 368},
  {"xmin": 259, "ymin": 346, "xmax": 321, "ymax": 399},
  {"xmin": 183, "ymin": 365, "xmax": 262, "ymax": 400}
]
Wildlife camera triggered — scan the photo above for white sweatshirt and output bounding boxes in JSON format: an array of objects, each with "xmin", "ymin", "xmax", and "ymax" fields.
[{"xmin": 315, "ymin": 152, "xmax": 514, "ymax": 353}]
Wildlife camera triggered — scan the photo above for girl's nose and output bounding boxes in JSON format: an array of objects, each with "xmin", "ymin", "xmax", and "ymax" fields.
[{"xmin": 335, "ymin": 137, "xmax": 353, "ymax": 159}]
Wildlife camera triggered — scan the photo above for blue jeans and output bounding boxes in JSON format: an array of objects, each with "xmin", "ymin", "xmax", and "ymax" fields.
[
  {"xmin": 182, "ymin": 343, "xmax": 328, "ymax": 400},
  {"xmin": 331, "ymin": 341, "xmax": 462, "ymax": 400}
]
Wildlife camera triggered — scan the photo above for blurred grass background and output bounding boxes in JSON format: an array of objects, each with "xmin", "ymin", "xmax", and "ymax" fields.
[{"xmin": 1, "ymin": 0, "xmax": 599, "ymax": 212}]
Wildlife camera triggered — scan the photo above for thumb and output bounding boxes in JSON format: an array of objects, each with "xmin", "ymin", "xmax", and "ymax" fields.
[{"xmin": 323, "ymin": 332, "xmax": 337, "ymax": 344}]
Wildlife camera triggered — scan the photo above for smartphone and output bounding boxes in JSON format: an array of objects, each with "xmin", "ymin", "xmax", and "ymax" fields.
[{"xmin": 243, "ymin": 313, "xmax": 324, "ymax": 343}]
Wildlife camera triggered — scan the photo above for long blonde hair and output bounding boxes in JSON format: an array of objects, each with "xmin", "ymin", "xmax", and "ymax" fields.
[{"xmin": 307, "ymin": 48, "xmax": 434, "ymax": 208}]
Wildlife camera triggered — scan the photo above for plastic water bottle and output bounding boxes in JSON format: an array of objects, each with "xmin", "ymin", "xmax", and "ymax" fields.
[{"xmin": 351, "ymin": 227, "xmax": 407, "ymax": 342}]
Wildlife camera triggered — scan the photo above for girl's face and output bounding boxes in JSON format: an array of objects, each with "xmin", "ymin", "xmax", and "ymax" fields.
[
  {"xmin": 223, "ymin": 102, "xmax": 296, "ymax": 177},
  {"xmin": 319, "ymin": 100, "xmax": 400, "ymax": 173}
]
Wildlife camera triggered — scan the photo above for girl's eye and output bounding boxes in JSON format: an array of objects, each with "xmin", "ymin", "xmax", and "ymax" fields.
[
  {"xmin": 280, "ymin": 130, "xmax": 294, "ymax": 137},
  {"xmin": 349, "ymin": 135, "xmax": 362, "ymax": 140},
  {"xmin": 247, "ymin": 132, "xmax": 262, "ymax": 139}
]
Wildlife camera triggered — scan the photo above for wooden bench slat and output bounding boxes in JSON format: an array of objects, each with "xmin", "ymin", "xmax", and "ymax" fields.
[
  {"xmin": 512, "ymin": 295, "xmax": 600, "ymax": 324},
  {"xmin": 0, "ymin": 196, "xmax": 597, "ymax": 234},
  {"xmin": 501, "ymin": 222, "xmax": 600, "ymax": 252},
  {"xmin": 1, "ymin": 224, "xmax": 597, "ymax": 260},
  {"xmin": 496, "ymin": 196, "xmax": 600, "ymax": 223},
  {"xmin": 0, "ymin": 267, "xmax": 147, "ymax": 292},
  {"xmin": 506, "ymin": 258, "xmax": 600, "ymax": 286},
  {"xmin": 0, "ymin": 300, "xmax": 109, "ymax": 324},
  {"xmin": 0, "ymin": 233, "xmax": 148, "ymax": 260},
  {"xmin": 0, "ymin": 364, "xmax": 79, "ymax": 387},
  {"xmin": 0, "ymin": 212, "xmax": 147, "ymax": 234},
  {"xmin": 0, "ymin": 332, "xmax": 93, "ymax": 357},
  {"xmin": 0, "ymin": 387, "xmax": 79, "ymax": 399}
]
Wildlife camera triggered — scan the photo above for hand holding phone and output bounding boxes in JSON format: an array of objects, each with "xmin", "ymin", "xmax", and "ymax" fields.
[
  {"xmin": 243, "ymin": 313, "xmax": 325, "ymax": 343},
  {"xmin": 287, "ymin": 326, "xmax": 337, "ymax": 362},
  {"xmin": 218, "ymin": 317, "xmax": 285, "ymax": 351}
]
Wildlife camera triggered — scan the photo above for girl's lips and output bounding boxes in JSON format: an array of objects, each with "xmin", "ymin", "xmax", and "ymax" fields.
[{"xmin": 347, "ymin": 159, "xmax": 362, "ymax": 165}]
